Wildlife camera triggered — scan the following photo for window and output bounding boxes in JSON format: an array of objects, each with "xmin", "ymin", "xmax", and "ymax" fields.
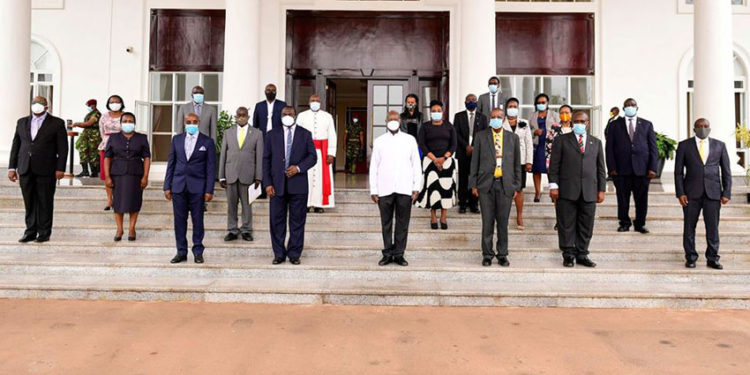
[
  {"xmin": 679, "ymin": 0, "xmax": 750, "ymax": 14},
  {"xmin": 148, "ymin": 72, "xmax": 223, "ymax": 162},
  {"xmin": 30, "ymin": 40, "xmax": 58, "ymax": 114},
  {"xmin": 685, "ymin": 0, "xmax": 744, "ymax": 5}
]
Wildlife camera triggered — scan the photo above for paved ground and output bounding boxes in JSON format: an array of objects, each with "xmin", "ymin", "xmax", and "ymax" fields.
[{"xmin": 0, "ymin": 299, "xmax": 748, "ymax": 374}]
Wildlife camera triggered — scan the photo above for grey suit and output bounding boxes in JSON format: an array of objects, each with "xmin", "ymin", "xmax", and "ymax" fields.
[
  {"xmin": 469, "ymin": 128, "xmax": 522, "ymax": 259},
  {"xmin": 477, "ymin": 91, "xmax": 510, "ymax": 119},
  {"xmin": 176, "ymin": 102, "xmax": 218, "ymax": 142},
  {"xmin": 548, "ymin": 132, "xmax": 607, "ymax": 259},
  {"xmin": 219, "ymin": 125, "xmax": 264, "ymax": 235}
]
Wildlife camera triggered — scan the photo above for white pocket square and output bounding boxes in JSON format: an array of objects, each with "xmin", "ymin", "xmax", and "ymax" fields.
[{"xmin": 199, "ymin": 146, "xmax": 206, "ymax": 151}]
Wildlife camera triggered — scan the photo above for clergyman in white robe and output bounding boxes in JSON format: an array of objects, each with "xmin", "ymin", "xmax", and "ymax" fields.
[{"xmin": 297, "ymin": 108, "xmax": 337, "ymax": 208}]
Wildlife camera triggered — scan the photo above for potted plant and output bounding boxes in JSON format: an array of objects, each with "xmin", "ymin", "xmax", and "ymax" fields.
[
  {"xmin": 215, "ymin": 110, "xmax": 234, "ymax": 154},
  {"xmin": 655, "ymin": 131, "xmax": 677, "ymax": 178}
]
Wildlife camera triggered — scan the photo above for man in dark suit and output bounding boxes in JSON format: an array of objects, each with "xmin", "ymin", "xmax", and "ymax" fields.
[
  {"xmin": 164, "ymin": 113, "xmax": 216, "ymax": 264},
  {"xmin": 605, "ymin": 98, "xmax": 658, "ymax": 233},
  {"xmin": 674, "ymin": 118, "xmax": 731, "ymax": 270},
  {"xmin": 253, "ymin": 83, "xmax": 287, "ymax": 139},
  {"xmin": 477, "ymin": 76, "xmax": 510, "ymax": 118},
  {"xmin": 469, "ymin": 108, "xmax": 522, "ymax": 267},
  {"xmin": 8, "ymin": 96, "xmax": 68, "ymax": 243},
  {"xmin": 263, "ymin": 106, "xmax": 317, "ymax": 265},
  {"xmin": 454, "ymin": 93, "xmax": 489, "ymax": 214},
  {"xmin": 549, "ymin": 111, "xmax": 606, "ymax": 268}
]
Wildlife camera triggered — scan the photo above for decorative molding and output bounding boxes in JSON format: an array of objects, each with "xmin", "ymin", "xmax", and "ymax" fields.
[{"xmin": 32, "ymin": 0, "xmax": 64, "ymax": 10}]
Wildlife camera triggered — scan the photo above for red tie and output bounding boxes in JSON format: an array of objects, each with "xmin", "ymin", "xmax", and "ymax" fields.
[{"xmin": 578, "ymin": 135, "xmax": 585, "ymax": 153}]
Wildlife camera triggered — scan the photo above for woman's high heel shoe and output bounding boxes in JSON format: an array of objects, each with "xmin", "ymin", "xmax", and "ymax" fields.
[
  {"xmin": 440, "ymin": 222, "xmax": 448, "ymax": 230},
  {"xmin": 114, "ymin": 232, "xmax": 123, "ymax": 242},
  {"xmin": 128, "ymin": 232, "xmax": 136, "ymax": 241},
  {"xmin": 430, "ymin": 222, "xmax": 438, "ymax": 230}
]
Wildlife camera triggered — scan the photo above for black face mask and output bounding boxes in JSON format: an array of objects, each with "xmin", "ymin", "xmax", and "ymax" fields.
[{"xmin": 266, "ymin": 92, "xmax": 277, "ymax": 101}]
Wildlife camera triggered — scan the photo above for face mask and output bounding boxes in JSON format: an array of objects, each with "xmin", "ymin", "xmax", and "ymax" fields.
[
  {"xmin": 536, "ymin": 103, "xmax": 548, "ymax": 112},
  {"xmin": 624, "ymin": 106, "xmax": 637, "ymax": 117},
  {"xmin": 406, "ymin": 103, "xmax": 416, "ymax": 110},
  {"xmin": 109, "ymin": 102, "xmax": 122, "ymax": 112},
  {"xmin": 559, "ymin": 113, "xmax": 571, "ymax": 122},
  {"xmin": 87, "ymin": 106, "xmax": 94, "ymax": 113},
  {"xmin": 431, "ymin": 112, "xmax": 443, "ymax": 121},
  {"xmin": 281, "ymin": 115, "xmax": 295, "ymax": 127},
  {"xmin": 193, "ymin": 94, "xmax": 204, "ymax": 104},
  {"xmin": 573, "ymin": 123, "xmax": 587, "ymax": 135},
  {"xmin": 185, "ymin": 124, "xmax": 199, "ymax": 135},
  {"xmin": 121, "ymin": 122, "xmax": 135, "ymax": 133},
  {"xmin": 561, "ymin": 127, "xmax": 573, "ymax": 134},
  {"xmin": 353, "ymin": 118, "xmax": 359, "ymax": 123},
  {"xmin": 507, "ymin": 107, "xmax": 519, "ymax": 117},
  {"xmin": 265, "ymin": 92, "xmax": 276, "ymax": 101},
  {"xmin": 387, "ymin": 120, "xmax": 400, "ymax": 132},
  {"xmin": 310, "ymin": 102, "xmax": 321, "ymax": 111},
  {"xmin": 489, "ymin": 118, "xmax": 503, "ymax": 129},
  {"xmin": 465, "ymin": 101, "xmax": 477, "ymax": 111},
  {"xmin": 31, "ymin": 103, "xmax": 46, "ymax": 114},
  {"xmin": 488, "ymin": 84, "xmax": 499, "ymax": 94},
  {"xmin": 695, "ymin": 127, "xmax": 711, "ymax": 139},
  {"xmin": 609, "ymin": 112, "xmax": 615, "ymax": 118}
]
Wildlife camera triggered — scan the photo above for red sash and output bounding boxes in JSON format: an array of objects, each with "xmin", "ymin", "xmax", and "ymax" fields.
[{"xmin": 313, "ymin": 139, "xmax": 331, "ymax": 205}]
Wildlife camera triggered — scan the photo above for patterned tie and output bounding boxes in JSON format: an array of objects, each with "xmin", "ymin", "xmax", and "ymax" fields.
[
  {"xmin": 285, "ymin": 127, "xmax": 293, "ymax": 169},
  {"xmin": 699, "ymin": 139, "xmax": 707, "ymax": 164},
  {"xmin": 238, "ymin": 127, "xmax": 246, "ymax": 148},
  {"xmin": 628, "ymin": 118, "xmax": 635, "ymax": 141},
  {"xmin": 578, "ymin": 135, "xmax": 585, "ymax": 153},
  {"xmin": 195, "ymin": 104, "xmax": 202, "ymax": 117}
]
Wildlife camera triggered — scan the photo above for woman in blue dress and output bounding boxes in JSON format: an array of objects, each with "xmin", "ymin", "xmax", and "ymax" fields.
[{"xmin": 529, "ymin": 93, "xmax": 560, "ymax": 202}]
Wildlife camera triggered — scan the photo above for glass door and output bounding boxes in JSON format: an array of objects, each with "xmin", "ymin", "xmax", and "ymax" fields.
[{"xmin": 367, "ymin": 80, "xmax": 407, "ymax": 158}]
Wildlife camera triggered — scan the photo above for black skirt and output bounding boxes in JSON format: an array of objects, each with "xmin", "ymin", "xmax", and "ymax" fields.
[{"xmin": 112, "ymin": 175, "xmax": 143, "ymax": 213}]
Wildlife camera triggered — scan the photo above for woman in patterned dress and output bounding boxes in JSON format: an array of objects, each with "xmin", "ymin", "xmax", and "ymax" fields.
[{"xmin": 98, "ymin": 94, "xmax": 124, "ymax": 210}]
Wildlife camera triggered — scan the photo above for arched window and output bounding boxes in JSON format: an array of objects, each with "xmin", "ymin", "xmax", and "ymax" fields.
[{"xmin": 30, "ymin": 38, "xmax": 60, "ymax": 114}]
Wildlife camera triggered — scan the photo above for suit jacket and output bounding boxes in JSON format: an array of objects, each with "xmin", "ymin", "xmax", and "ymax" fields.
[
  {"xmin": 252, "ymin": 100, "xmax": 287, "ymax": 139},
  {"xmin": 605, "ymin": 116, "xmax": 658, "ymax": 176},
  {"xmin": 219, "ymin": 125, "xmax": 264, "ymax": 185},
  {"xmin": 529, "ymin": 111, "xmax": 561, "ymax": 147},
  {"xmin": 468, "ymin": 128, "xmax": 522, "ymax": 197},
  {"xmin": 477, "ymin": 91, "xmax": 510, "ymax": 118},
  {"xmin": 262, "ymin": 126, "xmax": 317, "ymax": 196},
  {"xmin": 548, "ymin": 133, "xmax": 607, "ymax": 202},
  {"xmin": 9, "ymin": 114, "xmax": 68, "ymax": 176},
  {"xmin": 453, "ymin": 110, "xmax": 489, "ymax": 161},
  {"xmin": 674, "ymin": 137, "xmax": 732, "ymax": 200},
  {"xmin": 503, "ymin": 119, "xmax": 534, "ymax": 165},
  {"xmin": 175, "ymin": 102, "xmax": 218, "ymax": 141},
  {"xmin": 163, "ymin": 133, "xmax": 216, "ymax": 195}
]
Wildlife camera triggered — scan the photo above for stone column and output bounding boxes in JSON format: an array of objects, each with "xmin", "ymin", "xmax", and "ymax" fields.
[
  {"xmin": 0, "ymin": 0, "xmax": 31, "ymax": 163},
  {"xmin": 693, "ymin": 0, "xmax": 740, "ymax": 173},
  {"xmin": 222, "ymin": 0, "xmax": 260, "ymax": 115},
  {"xmin": 459, "ymin": 0, "xmax": 496, "ymax": 103}
]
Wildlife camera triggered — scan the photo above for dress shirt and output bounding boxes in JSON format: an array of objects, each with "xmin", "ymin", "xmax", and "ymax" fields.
[
  {"xmin": 30, "ymin": 112, "xmax": 48, "ymax": 140},
  {"xmin": 185, "ymin": 132, "xmax": 198, "ymax": 160},
  {"xmin": 369, "ymin": 131, "xmax": 422, "ymax": 197},
  {"xmin": 266, "ymin": 100, "xmax": 275, "ymax": 132},
  {"xmin": 237, "ymin": 124, "xmax": 249, "ymax": 147},
  {"xmin": 695, "ymin": 136, "xmax": 710, "ymax": 164}
]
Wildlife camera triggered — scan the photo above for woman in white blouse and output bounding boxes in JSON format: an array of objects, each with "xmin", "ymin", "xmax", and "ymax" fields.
[{"xmin": 502, "ymin": 98, "xmax": 533, "ymax": 230}]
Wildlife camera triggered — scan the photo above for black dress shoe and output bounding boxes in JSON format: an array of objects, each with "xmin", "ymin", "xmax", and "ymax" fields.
[
  {"xmin": 194, "ymin": 254, "xmax": 204, "ymax": 264},
  {"xmin": 470, "ymin": 207, "xmax": 480, "ymax": 214},
  {"xmin": 440, "ymin": 222, "xmax": 448, "ymax": 230},
  {"xmin": 634, "ymin": 227, "xmax": 650, "ymax": 234},
  {"xmin": 272, "ymin": 257, "xmax": 285, "ymax": 265},
  {"xmin": 497, "ymin": 257, "xmax": 510, "ymax": 267},
  {"xmin": 379, "ymin": 255, "xmax": 393, "ymax": 266},
  {"xmin": 393, "ymin": 256, "xmax": 408, "ymax": 266},
  {"xmin": 430, "ymin": 222, "xmax": 438, "ymax": 230},
  {"xmin": 707, "ymin": 260, "xmax": 723, "ymax": 270},
  {"xmin": 224, "ymin": 233, "xmax": 238, "ymax": 241},
  {"xmin": 314, "ymin": 208, "xmax": 325, "ymax": 213},
  {"xmin": 242, "ymin": 233, "xmax": 254, "ymax": 241},
  {"xmin": 458, "ymin": 207, "xmax": 467, "ymax": 214},
  {"xmin": 482, "ymin": 258, "xmax": 492, "ymax": 267},
  {"xmin": 685, "ymin": 261, "xmax": 696, "ymax": 268},
  {"xmin": 104, "ymin": 206, "xmax": 111, "ymax": 211},
  {"xmin": 563, "ymin": 258, "xmax": 575, "ymax": 267},
  {"xmin": 18, "ymin": 234, "xmax": 37, "ymax": 243},
  {"xmin": 554, "ymin": 223, "xmax": 558, "ymax": 231},
  {"xmin": 290, "ymin": 258, "xmax": 301, "ymax": 265},
  {"xmin": 35, "ymin": 236, "xmax": 50, "ymax": 243},
  {"xmin": 576, "ymin": 257, "xmax": 597, "ymax": 268},
  {"xmin": 170, "ymin": 254, "xmax": 187, "ymax": 263},
  {"xmin": 617, "ymin": 225, "xmax": 630, "ymax": 232}
]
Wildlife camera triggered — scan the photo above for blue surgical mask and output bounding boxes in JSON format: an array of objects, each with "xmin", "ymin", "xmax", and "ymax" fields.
[
  {"xmin": 507, "ymin": 107, "xmax": 519, "ymax": 117},
  {"xmin": 573, "ymin": 123, "xmax": 587, "ymax": 135},
  {"xmin": 623, "ymin": 106, "xmax": 637, "ymax": 117},
  {"xmin": 121, "ymin": 122, "xmax": 135, "ymax": 134},
  {"xmin": 465, "ymin": 101, "xmax": 477, "ymax": 111},
  {"xmin": 536, "ymin": 103, "xmax": 547, "ymax": 112},
  {"xmin": 185, "ymin": 124, "xmax": 199, "ymax": 135},
  {"xmin": 431, "ymin": 112, "xmax": 443, "ymax": 121},
  {"xmin": 488, "ymin": 84, "xmax": 499, "ymax": 94},
  {"xmin": 193, "ymin": 93, "xmax": 204, "ymax": 104},
  {"xmin": 310, "ymin": 102, "xmax": 321, "ymax": 111},
  {"xmin": 489, "ymin": 118, "xmax": 503, "ymax": 129}
]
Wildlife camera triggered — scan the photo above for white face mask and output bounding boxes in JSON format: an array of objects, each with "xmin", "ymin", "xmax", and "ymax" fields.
[
  {"xmin": 310, "ymin": 102, "xmax": 321, "ymax": 112},
  {"xmin": 109, "ymin": 102, "xmax": 122, "ymax": 112},
  {"xmin": 281, "ymin": 115, "xmax": 295, "ymax": 127},
  {"xmin": 386, "ymin": 120, "xmax": 400, "ymax": 132},
  {"xmin": 31, "ymin": 103, "xmax": 46, "ymax": 115}
]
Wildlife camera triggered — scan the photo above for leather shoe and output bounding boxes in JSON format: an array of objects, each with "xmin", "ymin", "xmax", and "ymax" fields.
[
  {"xmin": 18, "ymin": 233, "xmax": 37, "ymax": 243},
  {"xmin": 617, "ymin": 225, "xmax": 630, "ymax": 232},
  {"xmin": 497, "ymin": 257, "xmax": 510, "ymax": 267},
  {"xmin": 224, "ymin": 233, "xmax": 238, "ymax": 241},
  {"xmin": 242, "ymin": 233, "xmax": 254, "ymax": 242},
  {"xmin": 458, "ymin": 207, "xmax": 467, "ymax": 214},
  {"xmin": 634, "ymin": 227, "xmax": 650, "ymax": 234},
  {"xmin": 482, "ymin": 258, "xmax": 492, "ymax": 267},
  {"xmin": 314, "ymin": 208, "xmax": 325, "ymax": 213},
  {"xmin": 272, "ymin": 257, "xmax": 286, "ymax": 265},
  {"xmin": 470, "ymin": 207, "xmax": 480, "ymax": 214},
  {"xmin": 35, "ymin": 236, "xmax": 50, "ymax": 243},
  {"xmin": 290, "ymin": 258, "xmax": 301, "ymax": 265},
  {"xmin": 194, "ymin": 254, "xmax": 204, "ymax": 264},
  {"xmin": 379, "ymin": 255, "xmax": 393, "ymax": 266},
  {"xmin": 707, "ymin": 260, "xmax": 723, "ymax": 270},
  {"xmin": 576, "ymin": 257, "xmax": 597, "ymax": 268},
  {"xmin": 170, "ymin": 254, "xmax": 187, "ymax": 263},
  {"xmin": 563, "ymin": 257, "xmax": 575, "ymax": 267},
  {"xmin": 393, "ymin": 256, "xmax": 409, "ymax": 266},
  {"xmin": 685, "ymin": 261, "xmax": 696, "ymax": 268}
]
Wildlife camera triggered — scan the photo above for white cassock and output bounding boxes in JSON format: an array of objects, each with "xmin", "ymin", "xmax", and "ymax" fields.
[{"xmin": 297, "ymin": 109, "xmax": 337, "ymax": 208}]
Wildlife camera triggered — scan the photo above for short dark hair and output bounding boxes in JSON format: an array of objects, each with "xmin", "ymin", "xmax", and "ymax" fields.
[
  {"xmin": 488, "ymin": 76, "xmax": 500, "ymax": 84},
  {"xmin": 120, "ymin": 112, "xmax": 136, "ymax": 123},
  {"xmin": 560, "ymin": 104, "xmax": 573, "ymax": 113},
  {"xmin": 505, "ymin": 97, "xmax": 519, "ymax": 108},
  {"xmin": 429, "ymin": 99, "xmax": 444, "ymax": 109},
  {"xmin": 534, "ymin": 93, "xmax": 550, "ymax": 105},
  {"xmin": 106, "ymin": 95, "xmax": 125, "ymax": 111}
]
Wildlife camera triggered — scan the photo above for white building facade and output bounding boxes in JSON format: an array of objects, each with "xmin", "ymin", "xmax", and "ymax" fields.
[{"xmin": 1, "ymin": 0, "xmax": 748, "ymax": 175}]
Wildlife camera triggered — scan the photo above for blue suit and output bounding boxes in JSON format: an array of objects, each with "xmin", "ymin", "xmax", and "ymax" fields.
[
  {"xmin": 164, "ymin": 133, "xmax": 216, "ymax": 256},
  {"xmin": 605, "ymin": 116, "xmax": 658, "ymax": 229},
  {"xmin": 263, "ymin": 125, "xmax": 317, "ymax": 260},
  {"xmin": 253, "ymin": 100, "xmax": 287, "ymax": 139}
]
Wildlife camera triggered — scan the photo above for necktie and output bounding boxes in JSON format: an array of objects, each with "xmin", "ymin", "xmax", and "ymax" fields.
[
  {"xmin": 238, "ymin": 127, "xmax": 246, "ymax": 148},
  {"xmin": 469, "ymin": 112, "xmax": 475, "ymax": 137},
  {"xmin": 186, "ymin": 136, "xmax": 195, "ymax": 160},
  {"xmin": 195, "ymin": 104, "xmax": 202, "ymax": 117},
  {"xmin": 491, "ymin": 94, "xmax": 496, "ymax": 110},
  {"xmin": 628, "ymin": 118, "xmax": 635, "ymax": 141},
  {"xmin": 699, "ymin": 139, "xmax": 707, "ymax": 164},
  {"xmin": 578, "ymin": 135, "xmax": 585, "ymax": 153},
  {"xmin": 285, "ymin": 128, "xmax": 293, "ymax": 169}
]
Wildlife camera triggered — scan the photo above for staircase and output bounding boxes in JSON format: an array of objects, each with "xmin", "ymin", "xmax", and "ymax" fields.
[{"xmin": 0, "ymin": 178, "xmax": 748, "ymax": 309}]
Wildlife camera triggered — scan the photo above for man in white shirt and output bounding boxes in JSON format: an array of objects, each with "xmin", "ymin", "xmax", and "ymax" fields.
[
  {"xmin": 296, "ymin": 94, "xmax": 337, "ymax": 212},
  {"xmin": 370, "ymin": 111, "xmax": 422, "ymax": 266}
]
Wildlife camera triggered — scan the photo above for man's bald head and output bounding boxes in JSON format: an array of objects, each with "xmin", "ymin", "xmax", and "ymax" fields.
[
  {"xmin": 694, "ymin": 118, "xmax": 710, "ymax": 129},
  {"xmin": 572, "ymin": 111, "xmax": 589, "ymax": 123},
  {"xmin": 184, "ymin": 113, "xmax": 200, "ymax": 124}
]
